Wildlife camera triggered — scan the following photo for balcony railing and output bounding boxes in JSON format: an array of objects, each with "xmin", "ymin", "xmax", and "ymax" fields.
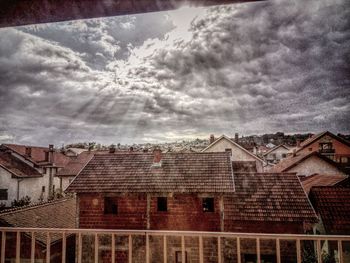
[
  {"xmin": 1, "ymin": 227, "xmax": 350, "ymax": 263},
  {"xmin": 319, "ymin": 148, "xmax": 335, "ymax": 154}
]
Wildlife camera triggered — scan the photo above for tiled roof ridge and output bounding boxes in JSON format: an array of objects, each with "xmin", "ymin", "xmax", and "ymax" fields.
[
  {"xmin": 0, "ymin": 197, "xmax": 74, "ymax": 215},
  {"xmin": 298, "ymin": 131, "xmax": 350, "ymax": 151}
]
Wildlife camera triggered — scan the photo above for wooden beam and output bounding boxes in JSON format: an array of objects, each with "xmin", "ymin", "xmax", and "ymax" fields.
[{"xmin": 0, "ymin": 0, "xmax": 263, "ymax": 28}]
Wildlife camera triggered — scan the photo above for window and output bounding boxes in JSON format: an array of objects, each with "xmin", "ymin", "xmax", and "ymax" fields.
[
  {"xmin": 202, "ymin": 197, "xmax": 214, "ymax": 212},
  {"xmin": 281, "ymin": 153, "xmax": 287, "ymax": 158},
  {"xmin": 225, "ymin": 148, "xmax": 232, "ymax": 155},
  {"xmin": 104, "ymin": 197, "xmax": 118, "ymax": 214},
  {"xmin": 42, "ymin": 186, "xmax": 45, "ymax": 192},
  {"xmin": 0, "ymin": 189, "xmax": 8, "ymax": 200},
  {"xmin": 175, "ymin": 251, "xmax": 188, "ymax": 263},
  {"xmin": 157, "ymin": 197, "xmax": 167, "ymax": 212}
]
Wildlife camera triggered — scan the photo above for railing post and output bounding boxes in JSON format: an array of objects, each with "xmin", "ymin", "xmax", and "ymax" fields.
[
  {"xmin": 16, "ymin": 231, "xmax": 20, "ymax": 263},
  {"xmin": 296, "ymin": 239, "xmax": 301, "ymax": 263},
  {"xmin": 217, "ymin": 236, "xmax": 221, "ymax": 263},
  {"xmin": 31, "ymin": 232, "xmax": 35, "ymax": 263},
  {"xmin": 256, "ymin": 238, "xmax": 261, "ymax": 263},
  {"xmin": 199, "ymin": 236, "xmax": 204, "ymax": 263},
  {"xmin": 46, "ymin": 232, "xmax": 51, "ymax": 263},
  {"xmin": 1, "ymin": 231, "xmax": 5, "ymax": 263},
  {"xmin": 128, "ymin": 235, "xmax": 132, "ymax": 263},
  {"xmin": 163, "ymin": 235, "xmax": 167, "ymax": 263},
  {"xmin": 78, "ymin": 233, "xmax": 82, "ymax": 263},
  {"xmin": 111, "ymin": 234, "xmax": 115, "ymax": 263},
  {"xmin": 276, "ymin": 238, "xmax": 281, "ymax": 263},
  {"xmin": 338, "ymin": 240, "xmax": 343, "ymax": 263},
  {"xmin": 181, "ymin": 236, "xmax": 185, "ymax": 263},
  {"xmin": 316, "ymin": 239, "xmax": 322, "ymax": 263},
  {"xmin": 94, "ymin": 233, "xmax": 99, "ymax": 263},
  {"xmin": 61, "ymin": 232, "xmax": 66, "ymax": 263},
  {"xmin": 237, "ymin": 237, "xmax": 241, "ymax": 263},
  {"xmin": 146, "ymin": 233, "xmax": 150, "ymax": 263}
]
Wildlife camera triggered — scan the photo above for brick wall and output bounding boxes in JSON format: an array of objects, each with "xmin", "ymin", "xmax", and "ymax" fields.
[
  {"xmin": 78, "ymin": 193, "xmax": 147, "ymax": 229},
  {"xmin": 78, "ymin": 193, "xmax": 221, "ymax": 231},
  {"xmin": 150, "ymin": 194, "xmax": 221, "ymax": 231}
]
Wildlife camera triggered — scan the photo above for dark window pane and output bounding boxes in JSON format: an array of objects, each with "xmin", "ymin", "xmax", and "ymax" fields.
[
  {"xmin": 157, "ymin": 197, "xmax": 167, "ymax": 212},
  {"xmin": 202, "ymin": 197, "xmax": 214, "ymax": 212},
  {"xmin": 104, "ymin": 197, "xmax": 118, "ymax": 214}
]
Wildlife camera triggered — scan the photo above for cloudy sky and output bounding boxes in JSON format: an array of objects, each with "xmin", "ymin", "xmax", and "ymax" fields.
[{"xmin": 0, "ymin": 0, "xmax": 349, "ymax": 146}]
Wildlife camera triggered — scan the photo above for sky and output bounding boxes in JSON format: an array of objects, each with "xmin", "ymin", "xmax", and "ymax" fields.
[{"xmin": 0, "ymin": 0, "xmax": 349, "ymax": 146}]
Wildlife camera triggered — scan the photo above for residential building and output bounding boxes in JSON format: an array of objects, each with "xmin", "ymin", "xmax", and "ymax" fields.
[
  {"xmin": 263, "ymin": 144, "xmax": 290, "ymax": 164},
  {"xmin": 296, "ymin": 131, "xmax": 350, "ymax": 171},
  {"xmin": 0, "ymin": 144, "xmax": 71, "ymax": 205},
  {"xmin": 267, "ymin": 151, "xmax": 348, "ymax": 177},
  {"xmin": 202, "ymin": 135, "xmax": 265, "ymax": 172}
]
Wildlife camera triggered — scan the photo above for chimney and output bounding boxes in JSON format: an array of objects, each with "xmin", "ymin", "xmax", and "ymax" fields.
[
  {"xmin": 25, "ymin": 146, "xmax": 32, "ymax": 157},
  {"xmin": 109, "ymin": 145, "xmax": 116, "ymax": 153},
  {"xmin": 48, "ymin": 144, "xmax": 54, "ymax": 163},
  {"xmin": 152, "ymin": 148, "xmax": 162, "ymax": 167},
  {"xmin": 235, "ymin": 133, "xmax": 239, "ymax": 143},
  {"xmin": 129, "ymin": 146, "xmax": 134, "ymax": 152},
  {"xmin": 209, "ymin": 134, "xmax": 215, "ymax": 144},
  {"xmin": 296, "ymin": 139, "xmax": 301, "ymax": 148}
]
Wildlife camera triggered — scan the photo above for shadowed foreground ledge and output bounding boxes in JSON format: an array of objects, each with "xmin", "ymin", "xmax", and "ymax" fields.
[{"xmin": 0, "ymin": 0, "xmax": 262, "ymax": 28}]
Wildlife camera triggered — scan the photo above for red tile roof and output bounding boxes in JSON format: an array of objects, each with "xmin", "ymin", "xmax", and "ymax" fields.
[
  {"xmin": 66, "ymin": 152, "xmax": 235, "ymax": 193},
  {"xmin": 56, "ymin": 151, "xmax": 94, "ymax": 177},
  {"xmin": 0, "ymin": 152, "xmax": 41, "ymax": 178},
  {"xmin": 2, "ymin": 144, "xmax": 71, "ymax": 167},
  {"xmin": 309, "ymin": 187, "xmax": 350, "ymax": 234},
  {"xmin": 0, "ymin": 197, "xmax": 76, "ymax": 243},
  {"xmin": 300, "ymin": 174, "xmax": 348, "ymax": 194},
  {"xmin": 225, "ymin": 173, "xmax": 318, "ymax": 223}
]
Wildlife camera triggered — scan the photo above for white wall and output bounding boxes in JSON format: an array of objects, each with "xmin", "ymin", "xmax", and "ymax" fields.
[
  {"xmin": 203, "ymin": 137, "xmax": 263, "ymax": 172},
  {"xmin": 266, "ymin": 147, "xmax": 289, "ymax": 162},
  {"xmin": 0, "ymin": 168, "xmax": 18, "ymax": 207},
  {"xmin": 287, "ymin": 155, "xmax": 346, "ymax": 177}
]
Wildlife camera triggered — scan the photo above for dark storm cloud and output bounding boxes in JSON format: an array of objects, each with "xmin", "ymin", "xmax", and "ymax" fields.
[
  {"xmin": 128, "ymin": 0, "xmax": 350, "ymax": 135},
  {"xmin": 0, "ymin": 0, "xmax": 349, "ymax": 145}
]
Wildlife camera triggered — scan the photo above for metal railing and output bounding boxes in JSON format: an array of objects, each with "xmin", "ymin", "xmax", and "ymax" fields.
[{"xmin": 1, "ymin": 227, "xmax": 350, "ymax": 263}]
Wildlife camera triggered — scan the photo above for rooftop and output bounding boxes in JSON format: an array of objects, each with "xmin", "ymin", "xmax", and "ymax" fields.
[
  {"xmin": 226, "ymin": 173, "xmax": 318, "ymax": 223},
  {"xmin": 309, "ymin": 187, "xmax": 350, "ymax": 235},
  {"xmin": 0, "ymin": 152, "xmax": 41, "ymax": 178},
  {"xmin": 67, "ymin": 152, "xmax": 235, "ymax": 193}
]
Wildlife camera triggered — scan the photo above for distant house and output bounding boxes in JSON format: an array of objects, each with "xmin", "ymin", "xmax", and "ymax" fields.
[
  {"xmin": 0, "ymin": 152, "xmax": 41, "ymax": 207},
  {"xmin": 296, "ymin": 131, "xmax": 350, "ymax": 171},
  {"xmin": 0, "ymin": 144, "xmax": 71, "ymax": 205},
  {"xmin": 56, "ymin": 151, "xmax": 94, "ymax": 191},
  {"xmin": 0, "ymin": 197, "xmax": 76, "ymax": 262},
  {"xmin": 64, "ymin": 147, "xmax": 87, "ymax": 157},
  {"xmin": 268, "ymin": 151, "xmax": 347, "ymax": 177},
  {"xmin": 202, "ymin": 135, "xmax": 265, "ymax": 172},
  {"xmin": 263, "ymin": 144, "xmax": 290, "ymax": 164}
]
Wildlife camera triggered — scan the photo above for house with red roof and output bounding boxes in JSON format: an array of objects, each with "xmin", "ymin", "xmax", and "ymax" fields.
[
  {"xmin": 267, "ymin": 151, "xmax": 347, "ymax": 178},
  {"xmin": 0, "ymin": 144, "xmax": 71, "ymax": 206},
  {"xmin": 66, "ymin": 150, "xmax": 317, "ymax": 233},
  {"xmin": 296, "ymin": 131, "xmax": 350, "ymax": 172}
]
